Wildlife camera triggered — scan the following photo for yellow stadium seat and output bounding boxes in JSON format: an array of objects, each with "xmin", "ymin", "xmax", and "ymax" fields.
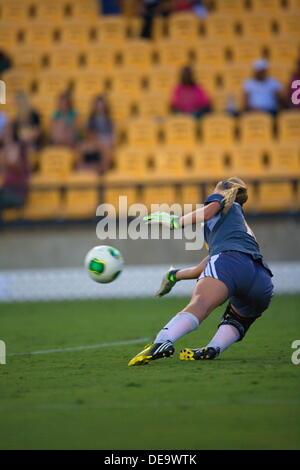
[
  {"xmin": 168, "ymin": 12, "xmax": 200, "ymax": 42},
  {"xmin": 138, "ymin": 92, "xmax": 169, "ymax": 118},
  {"xmin": 0, "ymin": 0, "xmax": 27, "ymax": 22},
  {"xmin": 63, "ymin": 188, "xmax": 99, "ymax": 219},
  {"xmin": 241, "ymin": 13, "xmax": 273, "ymax": 40},
  {"xmin": 0, "ymin": 22, "xmax": 19, "ymax": 50},
  {"xmin": 87, "ymin": 44, "xmax": 119, "ymax": 72},
  {"xmin": 212, "ymin": 0, "xmax": 245, "ymax": 16},
  {"xmin": 127, "ymin": 16, "xmax": 142, "ymax": 38},
  {"xmin": 2, "ymin": 70, "xmax": 33, "ymax": 95},
  {"xmin": 98, "ymin": 16, "xmax": 127, "ymax": 43},
  {"xmin": 60, "ymin": 21, "xmax": 91, "ymax": 47},
  {"xmin": 40, "ymin": 147, "xmax": 75, "ymax": 178},
  {"xmin": 230, "ymin": 39, "xmax": 263, "ymax": 64},
  {"xmin": 277, "ymin": 12, "xmax": 300, "ymax": 38},
  {"xmin": 70, "ymin": 0, "xmax": 99, "ymax": 21},
  {"xmin": 2, "ymin": 208, "xmax": 24, "ymax": 222},
  {"xmin": 153, "ymin": 147, "xmax": 186, "ymax": 179},
  {"xmin": 231, "ymin": 144, "xmax": 266, "ymax": 178},
  {"xmin": 164, "ymin": 115, "xmax": 196, "ymax": 147},
  {"xmin": 147, "ymin": 66, "xmax": 178, "ymax": 94},
  {"xmin": 34, "ymin": 0, "xmax": 64, "ymax": 22},
  {"xmin": 257, "ymin": 182, "xmax": 294, "ymax": 212},
  {"xmin": 65, "ymin": 170, "xmax": 100, "ymax": 186},
  {"xmin": 126, "ymin": 118, "xmax": 159, "ymax": 148},
  {"xmin": 104, "ymin": 186, "xmax": 138, "ymax": 215},
  {"xmin": 155, "ymin": 40, "xmax": 188, "ymax": 67},
  {"xmin": 74, "ymin": 71, "xmax": 105, "ymax": 101},
  {"xmin": 194, "ymin": 40, "xmax": 226, "ymax": 67},
  {"xmin": 193, "ymin": 65, "xmax": 219, "ymax": 94},
  {"xmin": 108, "ymin": 93, "xmax": 135, "ymax": 122},
  {"xmin": 10, "ymin": 46, "xmax": 41, "ymax": 73},
  {"xmin": 110, "ymin": 68, "xmax": 142, "ymax": 96},
  {"xmin": 36, "ymin": 71, "xmax": 72, "ymax": 102},
  {"xmin": 193, "ymin": 146, "xmax": 226, "ymax": 179},
  {"xmin": 121, "ymin": 40, "xmax": 154, "ymax": 70},
  {"xmin": 23, "ymin": 189, "xmax": 62, "ymax": 220},
  {"xmin": 268, "ymin": 143, "xmax": 300, "ymax": 177},
  {"xmin": 51, "ymin": 46, "xmax": 80, "ymax": 71},
  {"xmin": 268, "ymin": 38, "xmax": 299, "ymax": 64},
  {"xmin": 269, "ymin": 63, "xmax": 293, "ymax": 87},
  {"xmin": 223, "ymin": 64, "xmax": 250, "ymax": 90},
  {"xmin": 213, "ymin": 90, "xmax": 243, "ymax": 113},
  {"xmin": 181, "ymin": 184, "xmax": 202, "ymax": 206},
  {"xmin": 143, "ymin": 185, "xmax": 177, "ymax": 209},
  {"xmin": 106, "ymin": 147, "xmax": 150, "ymax": 182},
  {"xmin": 205, "ymin": 14, "xmax": 236, "ymax": 41},
  {"xmin": 240, "ymin": 112, "xmax": 273, "ymax": 143},
  {"xmin": 251, "ymin": 0, "xmax": 282, "ymax": 12},
  {"xmin": 278, "ymin": 111, "xmax": 300, "ymax": 143},
  {"xmin": 202, "ymin": 113, "xmax": 235, "ymax": 146},
  {"xmin": 24, "ymin": 22, "xmax": 54, "ymax": 48}
]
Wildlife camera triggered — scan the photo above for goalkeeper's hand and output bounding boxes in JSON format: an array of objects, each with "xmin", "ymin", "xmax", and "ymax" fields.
[{"xmin": 143, "ymin": 212, "xmax": 181, "ymax": 230}]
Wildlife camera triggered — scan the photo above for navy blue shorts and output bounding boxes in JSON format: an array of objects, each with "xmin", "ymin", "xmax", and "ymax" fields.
[{"xmin": 199, "ymin": 251, "xmax": 274, "ymax": 317}]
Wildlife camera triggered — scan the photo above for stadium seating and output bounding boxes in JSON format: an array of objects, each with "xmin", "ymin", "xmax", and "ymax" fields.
[
  {"xmin": 268, "ymin": 144, "xmax": 300, "ymax": 177},
  {"xmin": 192, "ymin": 146, "xmax": 227, "ymax": 179},
  {"xmin": 168, "ymin": 12, "xmax": 200, "ymax": 42},
  {"xmin": 240, "ymin": 112, "xmax": 273, "ymax": 143},
  {"xmin": 257, "ymin": 182, "xmax": 295, "ymax": 212},
  {"xmin": 125, "ymin": 118, "xmax": 159, "ymax": 148},
  {"xmin": 2, "ymin": 0, "xmax": 300, "ymax": 220},
  {"xmin": 23, "ymin": 189, "xmax": 62, "ymax": 220},
  {"xmin": 121, "ymin": 40, "xmax": 154, "ymax": 70},
  {"xmin": 163, "ymin": 115, "xmax": 196, "ymax": 147},
  {"xmin": 104, "ymin": 186, "xmax": 139, "ymax": 215},
  {"xmin": 204, "ymin": 14, "xmax": 236, "ymax": 41},
  {"xmin": 201, "ymin": 113, "xmax": 236, "ymax": 146},
  {"xmin": 278, "ymin": 111, "xmax": 300, "ymax": 143},
  {"xmin": 63, "ymin": 188, "xmax": 99, "ymax": 219}
]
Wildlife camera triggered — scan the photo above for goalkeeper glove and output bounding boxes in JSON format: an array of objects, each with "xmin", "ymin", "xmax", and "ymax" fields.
[{"xmin": 143, "ymin": 212, "xmax": 181, "ymax": 230}]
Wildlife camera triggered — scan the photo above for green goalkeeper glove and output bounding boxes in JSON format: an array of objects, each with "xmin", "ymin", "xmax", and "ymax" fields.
[{"xmin": 143, "ymin": 212, "xmax": 181, "ymax": 230}]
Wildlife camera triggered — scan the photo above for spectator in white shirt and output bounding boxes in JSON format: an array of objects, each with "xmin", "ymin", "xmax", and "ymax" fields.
[{"xmin": 243, "ymin": 59, "xmax": 285, "ymax": 115}]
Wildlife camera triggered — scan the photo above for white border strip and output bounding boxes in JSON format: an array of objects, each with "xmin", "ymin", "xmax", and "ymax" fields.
[{"xmin": 8, "ymin": 337, "xmax": 149, "ymax": 357}]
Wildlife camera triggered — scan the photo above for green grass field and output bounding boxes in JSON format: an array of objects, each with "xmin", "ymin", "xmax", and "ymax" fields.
[{"xmin": 0, "ymin": 294, "xmax": 300, "ymax": 450}]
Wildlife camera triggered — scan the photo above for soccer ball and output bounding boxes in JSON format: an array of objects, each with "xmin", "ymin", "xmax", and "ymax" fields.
[{"xmin": 85, "ymin": 245, "xmax": 124, "ymax": 284}]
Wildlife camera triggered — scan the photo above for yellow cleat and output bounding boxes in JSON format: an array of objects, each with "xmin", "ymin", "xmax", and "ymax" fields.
[
  {"xmin": 180, "ymin": 346, "xmax": 220, "ymax": 361},
  {"xmin": 128, "ymin": 341, "xmax": 174, "ymax": 366}
]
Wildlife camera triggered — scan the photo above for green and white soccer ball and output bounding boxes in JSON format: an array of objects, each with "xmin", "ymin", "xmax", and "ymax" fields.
[{"xmin": 85, "ymin": 245, "xmax": 124, "ymax": 284}]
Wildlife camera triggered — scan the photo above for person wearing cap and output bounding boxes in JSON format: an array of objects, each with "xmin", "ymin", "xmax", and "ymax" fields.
[{"xmin": 243, "ymin": 59, "xmax": 285, "ymax": 115}]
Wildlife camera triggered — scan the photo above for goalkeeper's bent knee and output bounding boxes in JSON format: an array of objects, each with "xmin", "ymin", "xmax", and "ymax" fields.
[{"xmin": 218, "ymin": 303, "xmax": 260, "ymax": 341}]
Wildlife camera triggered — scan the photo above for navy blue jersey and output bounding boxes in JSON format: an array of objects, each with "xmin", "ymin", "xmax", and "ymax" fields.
[{"xmin": 204, "ymin": 193, "xmax": 262, "ymax": 260}]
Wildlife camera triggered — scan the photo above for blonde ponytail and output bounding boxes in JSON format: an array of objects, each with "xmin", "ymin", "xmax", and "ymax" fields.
[{"xmin": 215, "ymin": 177, "xmax": 248, "ymax": 212}]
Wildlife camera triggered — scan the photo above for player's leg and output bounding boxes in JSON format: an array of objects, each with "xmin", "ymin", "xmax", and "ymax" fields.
[
  {"xmin": 181, "ymin": 260, "xmax": 274, "ymax": 360},
  {"xmin": 128, "ymin": 277, "xmax": 228, "ymax": 366}
]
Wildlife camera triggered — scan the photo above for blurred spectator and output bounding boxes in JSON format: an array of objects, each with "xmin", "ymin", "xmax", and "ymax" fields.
[
  {"xmin": 0, "ymin": 111, "xmax": 8, "ymax": 144},
  {"xmin": 50, "ymin": 92, "xmax": 79, "ymax": 147},
  {"xmin": 140, "ymin": 0, "xmax": 173, "ymax": 39},
  {"xmin": 98, "ymin": 0, "xmax": 121, "ymax": 15},
  {"xmin": 174, "ymin": 0, "xmax": 208, "ymax": 17},
  {"xmin": 287, "ymin": 59, "xmax": 300, "ymax": 109},
  {"xmin": 192, "ymin": 0, "xmax": 209, "ymax": 19},
  {"xmin": 0, "ymin": 49, "xmax": 12, "ymax": 78},
  {"xmin": 243, "ymin": 59, "xmax": 285, "ymax": 115},
  {"xmin": 171, "ymin": 65, "xmax": 212, "ymax": 117},
  {"xmin": 12, "ymin": 91, "xmax": 42, "ymax": 158},
  {"xmin": 0, "ymin": 124, "xmax": 28, "ymax": 213},
  {"xmin": 77, "ymin": 96, "xmax": 114, "ymax": 174}
]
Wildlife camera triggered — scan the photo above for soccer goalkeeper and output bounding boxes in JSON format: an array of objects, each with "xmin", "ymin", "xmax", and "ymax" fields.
[{"xmin": 128, "ymin": 177, "xmax": 274, "ymax": 366}]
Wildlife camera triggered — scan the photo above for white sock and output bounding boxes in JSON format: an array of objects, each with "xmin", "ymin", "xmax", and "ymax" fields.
[
  {"xmin": 154, "ymin": 312, "xmax": 199, "ymax": 344},
  {"xmin": 206, "ymin": 324, "xmax": 240, "ymax": 353}
]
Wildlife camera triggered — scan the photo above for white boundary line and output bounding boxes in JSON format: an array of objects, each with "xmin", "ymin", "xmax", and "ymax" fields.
[{"xmin": 8, "ymin": 337, "xmax": 149, "ymax": 357}]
